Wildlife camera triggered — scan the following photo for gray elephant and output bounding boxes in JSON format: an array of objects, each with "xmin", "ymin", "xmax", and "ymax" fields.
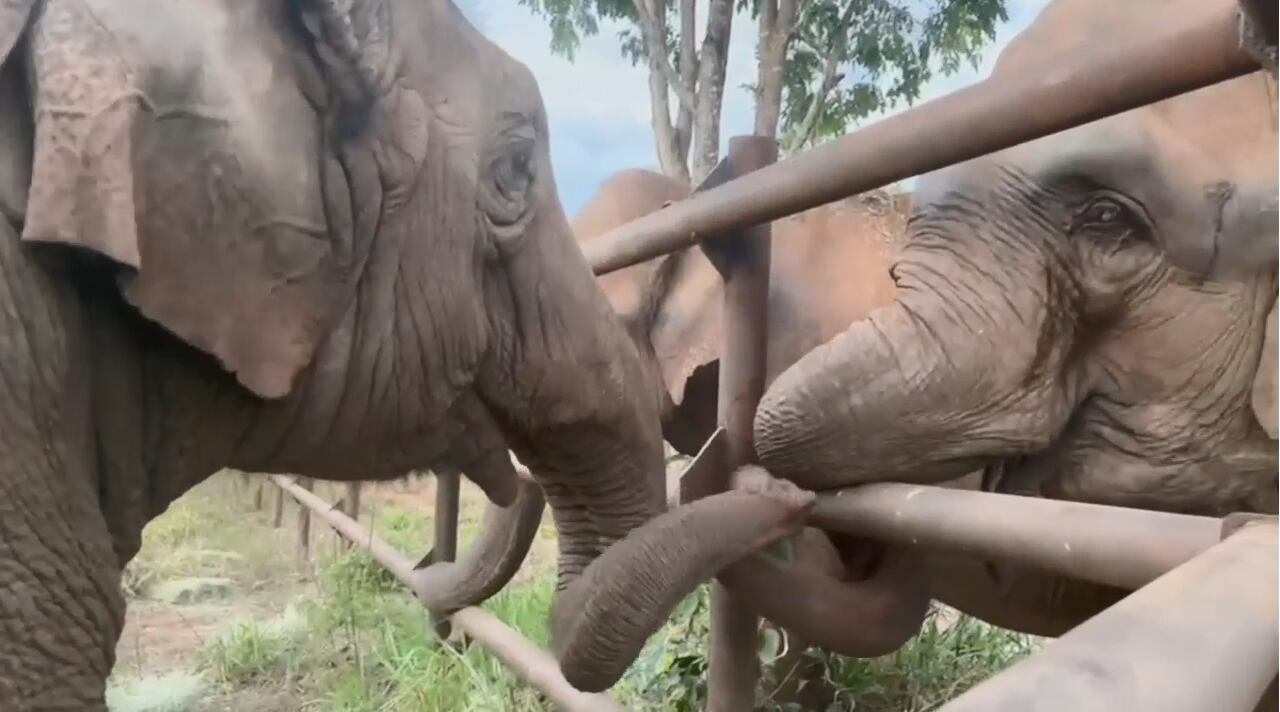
[
  {"xmin": 750, "ymin": 0, "xmax": 1278, "ymax": 640},
  {"xmin": 0, "ymin": 0, "xmax": 721, "ymax": 706},
  {"xmin": 438, "ymin": 0, "xmax": 1280, "ymax": 694}
]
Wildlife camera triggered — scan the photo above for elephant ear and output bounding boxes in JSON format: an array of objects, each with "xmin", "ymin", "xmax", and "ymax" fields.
[
  {"xmin": 1252, "ymin": 293, "xmax": 1278, "ymax": 439},
  {"xmin": 19, "ymin": 0, "xmax": 389, "ymax": 398}
]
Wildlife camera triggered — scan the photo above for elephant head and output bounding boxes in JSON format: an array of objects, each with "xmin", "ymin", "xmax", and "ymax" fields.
[
  {"xmin": 0, "ymin": 0, "xmax": 706, "ymax": 703},
  {"xmin": 753, "ymin": 0, "xmax": 1279, "ymax": 517}
]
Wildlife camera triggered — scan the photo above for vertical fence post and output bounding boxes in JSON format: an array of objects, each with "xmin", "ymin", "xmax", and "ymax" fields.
[
  {"xmin": 297, "ymin": 477, "xmax": 314, "ymax": 567},
  {"xmin": 703, "ymin": 135, "xmax": 777, "ymax": 712},
  {"xmin": 272, "ymin": 484, "xmax": 284, "ymax": 528},
  {"xmin": 431, "ymin": 471, "xmax": 462, "ymax": 639},
  {"xmin": 344, "ymin": 483, "xmax": 362, "ymax": 520}
]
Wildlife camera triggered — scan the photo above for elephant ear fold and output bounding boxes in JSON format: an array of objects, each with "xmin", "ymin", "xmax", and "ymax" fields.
[
  {"xmin": 1252, "ymin": 294, "xmax": 1278, "ymax": 439},
  {"xmin": 20, "ymin": 0, "xmax": 353, "ymax": 399}
]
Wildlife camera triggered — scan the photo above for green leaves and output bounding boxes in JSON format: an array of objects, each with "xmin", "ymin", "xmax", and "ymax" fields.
[
  {"xmin": 517, "ymin": 0, "xmax": 634, "ymax": 62},
  {"xmin": 779, "ymin": 0, "xmax": 1008, "ymax": 152},
  {"xmin": 518, "ymin": 0, "xmax": 1006, "ymax": 170}
]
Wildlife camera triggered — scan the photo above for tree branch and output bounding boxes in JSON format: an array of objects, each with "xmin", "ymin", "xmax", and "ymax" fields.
[
  {"xmin": 784, "ymin": 0, "xmax": 858, "ymax": 153},
  {"xmin": 631, "ymin": 0, "xmax": 698, "ymax": 112}
]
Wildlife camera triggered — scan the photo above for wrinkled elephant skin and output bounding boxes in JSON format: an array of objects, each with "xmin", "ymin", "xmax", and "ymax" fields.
[
  {"xmin": 0, "ymin": 0, "xmax": 671, "ymax": 706},
  {"xmin": 754, "ymin": 0, "xmax": 1278, "ymax": 637}
]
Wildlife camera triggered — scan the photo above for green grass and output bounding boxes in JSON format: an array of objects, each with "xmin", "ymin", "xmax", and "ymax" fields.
[{"xmin": 117, "ymin": 473, "xmax": 1039, "ymax": 711}]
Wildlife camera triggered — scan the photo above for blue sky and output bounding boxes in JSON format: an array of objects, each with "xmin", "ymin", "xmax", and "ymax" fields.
[{"xmin": 459, "ymin": 0, "xmax": 1049, "ymax": 216}]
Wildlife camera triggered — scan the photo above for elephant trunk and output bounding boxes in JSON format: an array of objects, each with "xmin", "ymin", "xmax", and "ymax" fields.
[
  {"xmin": 717, "ymin": 530, "xmax": 932, "ymax": 659},
  {"xmin": 548, "ymin": 466, "xmax": 814, "ymax": 692},
  {"xmin": 410, "ymin": 476, "xmax": 545, "ymax": 611},
  {"xmin": 754, "ymin": 284, "xmax": 1078, "ymax": 490}
]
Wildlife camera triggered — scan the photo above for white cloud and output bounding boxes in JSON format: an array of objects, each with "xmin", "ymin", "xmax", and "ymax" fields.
[{"xmin": 467, "ymin": 0, "xmax": 1050, "ymax": 214}]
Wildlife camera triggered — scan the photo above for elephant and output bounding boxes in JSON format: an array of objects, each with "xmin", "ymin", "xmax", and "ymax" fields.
[
  {"xmin": 747, "ymin": 0, "xmax": 1278, "ymax": 641},
  {"xmin": 0, "ymin": 0, "xmax": 808, "ymax": 705},
  {"xmin": 436, "ymin": 0, "xmax": 1280, "ymax": 694}
]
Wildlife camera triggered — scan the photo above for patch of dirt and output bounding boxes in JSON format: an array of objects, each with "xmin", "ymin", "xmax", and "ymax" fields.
[
  {"xmin": 193, "ymin": 684, "xmax": 300, "ymax": 712},
  {"xmin": 115, "ymin": 602, "xmax": 228, "ymax": 675},
  {"xmin": 115, "ymin": 585, "xmax": 300, "ymax": 677}
]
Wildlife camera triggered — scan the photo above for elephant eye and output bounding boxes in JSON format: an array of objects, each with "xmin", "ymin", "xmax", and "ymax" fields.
[
  {"xmin": 1081, "ymin": 198, "xmax": 1123, "ymax": 226},
  {"xmin": 482, "ymin": 124, "xmax": 538, "ymax": 248},
  {"xmin": 1068, "ymin": 193, "xmax": 1150, "ymax": 240},
  {"xmin": 495, "ymin": 144, "xmax": 534, "ymax": 204}
]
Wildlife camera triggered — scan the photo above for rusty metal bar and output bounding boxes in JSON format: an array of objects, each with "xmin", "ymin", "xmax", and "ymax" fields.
[
  {"xmin": 938, "ymin": 520, "xmax": 1280, "ymax": 712},
  {"xmin": 586, "ymin": 4, "xmax": 1256, "ymax": 276},
  {"xmin": 430, "ymin": 470, "xmax": 461, "ymax": 639},
  {"xmin": 811, "ymin": 484, "xmax": 1223, "ymax": 591},
  {"xmin": 705, "ymin": 136, "xmax": 777, "ymax": 712},
  {"xmin": 268, "ymin": 476, "xmax": 625, "ymax": 712}
]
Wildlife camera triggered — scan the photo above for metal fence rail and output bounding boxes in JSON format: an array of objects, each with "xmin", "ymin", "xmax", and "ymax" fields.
[
  {"xmin": 267, "ymin": 476, "xmax": 624, "ymax": 712},
  {"xmin": 938, "ymin": 519, "xmax": 1279, "ymax": 712},
  {"xmin": 585, "ymin": 2, "xmax": 1256, "ymax": 276},
  {"xmin": 810, "ymin": 483, "xmax": 1224, "ymax": 591},
  {"xmin": 240, "ymin": 3, "xmax": 1274, "ymax": 709}
]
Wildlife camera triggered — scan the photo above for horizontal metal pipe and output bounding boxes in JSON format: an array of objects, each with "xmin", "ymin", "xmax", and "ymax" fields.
[
  {"xmin": 586, "ymin": 4, "xmax": 1256, "ymax": 275},
  {"xmin": 810, "ymin": 484, "xmax": 1222, "ymax": 591},
  {"xmin": 938, "ymin": 521, "xmax": 1280, "ymax": 712},
  {"xmin": 268, "ymin": 477, "xmax": 625, "ymax": 712}
]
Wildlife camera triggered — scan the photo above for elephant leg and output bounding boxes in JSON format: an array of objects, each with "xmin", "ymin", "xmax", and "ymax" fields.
[
  {"xmin": 0, "ymin": 478, "xmax": 123, "ymax": 711},
  {"xmin": 0, "ymin": 221, "xmax": 124, "ymax": 710}
]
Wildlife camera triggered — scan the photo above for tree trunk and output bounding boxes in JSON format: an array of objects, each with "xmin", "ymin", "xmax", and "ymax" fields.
[
  {"xmin": 689, "ymin": 0, "xmax": 734, "ymax": 182},
  {"xmin": 753, "ymin": 0, "xmax": 796, "ymax": 140},
  {"xmin": 637, "ymin": 0, "xmax": 692, "ymax": 182},
  {"xmin": 674, "ymin": 0, "xmax": 697, "ymax": 162}
]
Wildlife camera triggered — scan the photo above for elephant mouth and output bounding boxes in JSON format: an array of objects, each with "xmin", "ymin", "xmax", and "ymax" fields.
[{"xmin": 979, "ymin": 455, "xmax": 1033, "ymax": 497}]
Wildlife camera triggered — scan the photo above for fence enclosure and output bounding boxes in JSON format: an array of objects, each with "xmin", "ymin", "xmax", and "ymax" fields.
[{"xmin": 252, "ymin": 4, "xmax": 1278, "ymax": 710}]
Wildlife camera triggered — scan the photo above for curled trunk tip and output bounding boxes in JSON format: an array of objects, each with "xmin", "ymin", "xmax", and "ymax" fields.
[
  {"xmin": 550, "ymin": 466, "xmax": 815, "ymax": 692},
  {"xmin": 409, "ymin": 479, "xmax": 545, "ymax": 612}
]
